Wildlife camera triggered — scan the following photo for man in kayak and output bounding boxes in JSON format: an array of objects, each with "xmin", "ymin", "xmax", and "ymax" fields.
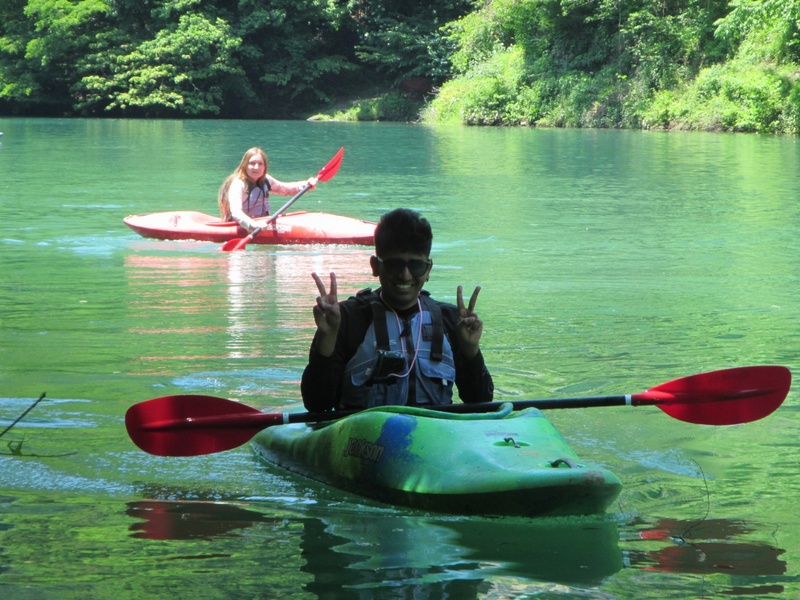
[
  {"xmin": 301, "ymin": 208, "xmax": 494, "ymax": 411},
  {"xmin": 218, "ymin": 147, "xmax": 317, "ymax": 231}
]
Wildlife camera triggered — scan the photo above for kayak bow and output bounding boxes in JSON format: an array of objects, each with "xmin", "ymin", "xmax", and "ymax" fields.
[{"xmin": 252, "ymin": 403, "xmax": 624, "ymax": 517}]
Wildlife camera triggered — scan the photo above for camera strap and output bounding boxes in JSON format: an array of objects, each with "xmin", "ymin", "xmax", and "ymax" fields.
[{"xmin": 369, "ymin": 294, "xmax": 444, "ymax": 362}]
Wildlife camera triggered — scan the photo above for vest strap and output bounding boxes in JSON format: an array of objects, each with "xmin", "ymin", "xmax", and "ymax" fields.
[
  {"xmin": 420, "ymin": 295, "xmax": 444, "ymax": 361},
  {"xmin": 356, "ymin": 288, "xmax": 443, "ymax": 361},
  {"xmin": 370, "ymin": 301, "xmax": 391, "ymax": 350}
]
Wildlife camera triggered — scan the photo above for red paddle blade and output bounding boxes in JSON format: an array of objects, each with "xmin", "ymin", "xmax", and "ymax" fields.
[
  {"xmin": 317, "ymin": 147, "xmax": 344, "ymax": 182},
  {"xmin": 636, "ymin": 366, "xmax": 791, "ymax": 425},
  {"xmin": 221, "ymin": 226, "xmax": 262, "ymax": 252},
  {"xmin": 125, "ymin": 395, "xmax": 281, "ymax": 456},
  {"xmin": 228, "ymin": 234, "xmax": 255, "ymax": 251},
  {"xmin": 220, "ymin": 237, "xmax": 245, "ymax": 252}
]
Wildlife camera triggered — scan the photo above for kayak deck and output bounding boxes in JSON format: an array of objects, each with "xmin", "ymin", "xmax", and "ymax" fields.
[
  {"xmin": 123, "ymin": 210, "xmax": 376, "ymax": 245},
  {"xmin": 252, "ymin": 404, "xmax": 622, "ymax": 517}
]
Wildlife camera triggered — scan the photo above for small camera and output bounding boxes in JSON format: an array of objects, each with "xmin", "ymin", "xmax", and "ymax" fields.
[{"xmin": 368, "ymin": 350, "xmax": 406, "ymax": 384}]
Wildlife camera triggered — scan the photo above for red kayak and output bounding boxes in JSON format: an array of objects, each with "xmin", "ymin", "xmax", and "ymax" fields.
[{"xmin": 124, "ymin": 210, "xmax": 376, "ymax": 246}]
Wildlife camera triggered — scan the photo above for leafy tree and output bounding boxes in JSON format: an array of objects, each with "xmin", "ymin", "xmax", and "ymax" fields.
[
  {"xmin": 642, "ymin": 1, "xmax": 800, "ymax": 133},
  {"xmin": 429, "ymin": 0, "xmax": 751, "ymax": 128},
  {"xmin": 0, "ymin": 0, "xmax": 112, "ymax": 113},
  {"xmin": 0, "ymin": 0, "xmax": 37, "ymax": 111},
  {"xmin": 2, "ymin": 0, "xmax": 800, "ymax": 130},
  {"xmin": 345, "ymin": 0, "xmax": 477, "ymax": 84},
  {"xmin": 231, "ymin": 0, "xmax": 356, "ymax": 117},
  {"xmin": 714, "ymin": 0, "xmax": 800, "ymax": 63},
  {"xmin": 77, "ymin": 12, "xmax": 243, "ymax": 116}
]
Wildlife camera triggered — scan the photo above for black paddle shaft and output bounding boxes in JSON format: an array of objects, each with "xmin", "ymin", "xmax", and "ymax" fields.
[{"xmin": 285, "ymin": 396, "xmax": 631, "ymax": 425}]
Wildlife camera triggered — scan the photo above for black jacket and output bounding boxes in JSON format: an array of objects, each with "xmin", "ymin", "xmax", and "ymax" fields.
[{"xmin": 301, "ymin": 289, "xmax": 494, "ymax": 412}]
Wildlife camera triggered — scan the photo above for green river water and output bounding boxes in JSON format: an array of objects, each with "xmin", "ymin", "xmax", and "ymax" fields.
[{"xmin": 0, "ymin": 118, "xmax": 798, "ymax": 598}]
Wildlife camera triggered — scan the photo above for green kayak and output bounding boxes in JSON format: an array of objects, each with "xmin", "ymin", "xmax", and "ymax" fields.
[{"xmin": 252, "ymin": 403, "xmax": 622, "ymax": 517}]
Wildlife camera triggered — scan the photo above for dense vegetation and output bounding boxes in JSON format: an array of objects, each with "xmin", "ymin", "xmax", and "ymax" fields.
[
  {"xmin": 426, "ymin": 0, "xmax": 800, "ymax": 133},
  {"xmin": 0, "ymin": 0, "xmax": 468, "ymax": 119},
  {"xmin": 2, "ymin": 0, "xmax": 799, "ymax": 133}
]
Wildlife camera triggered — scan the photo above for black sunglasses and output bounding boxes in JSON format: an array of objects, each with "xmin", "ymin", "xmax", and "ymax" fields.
[{"xmin": 375, "ymin": 256, "xmax": 431, "ymax": 278}]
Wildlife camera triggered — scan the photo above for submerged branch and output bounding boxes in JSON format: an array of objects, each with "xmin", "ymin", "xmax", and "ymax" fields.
[
  {"xmin": 0, "ymin": 392, "xmax": 46, "ymax": 439},
  {"xmin": 0, "ymin": 392, "xmax": 77, "ymax": 457}
]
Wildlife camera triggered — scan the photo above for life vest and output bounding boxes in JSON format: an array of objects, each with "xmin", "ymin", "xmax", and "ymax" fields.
[
  {"xmin": 340, "ymin": 289, "xmax": 456, "ymax": 409},
  {"xmin": 242, "ymin": 180, "xmax": 271, "ymax": 218}
]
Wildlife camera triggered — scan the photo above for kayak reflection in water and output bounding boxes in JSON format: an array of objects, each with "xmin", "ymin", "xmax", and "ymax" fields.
[
  {"xmin": 301, "ymin": 208, "xmax": 494, "ymax": 412},
  {"xmin": 217, "ymin": 147, "xmax": 317, "ymax": 232}
]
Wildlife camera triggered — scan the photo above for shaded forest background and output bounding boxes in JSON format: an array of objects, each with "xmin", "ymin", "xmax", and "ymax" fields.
[{"xmin": 2, "ymin": 0, "xmax": 799, "ymax": 133}]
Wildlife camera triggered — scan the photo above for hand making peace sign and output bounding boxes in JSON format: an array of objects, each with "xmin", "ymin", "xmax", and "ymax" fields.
[
  {"xmin": 456, "ymin": 285, "xmax": 483, "ymax": 359},
  {"xmin": 312, "ymin": 271, "xmax": 341, "ymax": 332},
  {"xmin": 311, "ymin": 272, "xmax": 341, "ymax": 357}
]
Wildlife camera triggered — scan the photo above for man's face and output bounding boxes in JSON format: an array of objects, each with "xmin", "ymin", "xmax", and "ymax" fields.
[{"xmin": 371, "ymin": 252, "xmax": 432, "ymax": 310}]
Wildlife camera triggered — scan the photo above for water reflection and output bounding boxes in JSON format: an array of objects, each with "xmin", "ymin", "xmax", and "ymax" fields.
[
  {"xmin": 225, "ymin": 246, "xmax": 373, "ymax": 358},
  {"xmin": 126, "ymin": 500, "xmax": 281, "ymax": 540},
  {"xmin": 124, "ymin": 246, "xmax": 373, "ymax": 364},
  {"xmin": 126, "ymin": 499, "xmax": 623, "ymax": 595},
  {"xmin": 124, "ymin": 251, "xmax": 231, "ymax": 368},
  {"xmin": 121, "ymin": 246, "xmax": 374, "ymax": 403},
  {"xmin": 629, "ymin": 517, "xmax": 786, "ymax": 577},
  {"xmin": 125, "ymin": 500, "xmax": 788, "ymax": 596},
  {"xmin": 225, "ymin": 252, "xmax": 272, "ymax": 358}
]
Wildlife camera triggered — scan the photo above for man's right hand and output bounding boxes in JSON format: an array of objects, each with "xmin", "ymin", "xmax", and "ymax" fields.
[{"xmin": 311, "ymin": 271, "xmax": 341, "ymax": 356}]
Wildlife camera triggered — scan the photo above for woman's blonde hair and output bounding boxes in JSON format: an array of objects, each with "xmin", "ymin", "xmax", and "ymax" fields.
[{"xmin": 218, "ymin": 147, "xmax": 269, "ymax": 221}]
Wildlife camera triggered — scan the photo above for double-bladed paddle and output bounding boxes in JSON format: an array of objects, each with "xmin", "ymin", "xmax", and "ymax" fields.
[
  {"xmin": 125, "ymin": 365, "xmax": 791, "ymax": 457},
  {"xmin": 221, "ymin": 147, "xmax": 345, "ymax": 252}
]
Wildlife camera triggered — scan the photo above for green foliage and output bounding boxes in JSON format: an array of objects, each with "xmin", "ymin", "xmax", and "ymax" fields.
[
  {"xmin": 715, "ymin": 0, "xmax": 800, "ymax": 63},
  {"xmin": 639, "ymin": 0, "xmax": 800, "ymax": 133},
  {"xmin": 789, "ymin": 79, "xmax": 800, "ymax": 131},
  {"xmin": 234, "ymin": 0, "xmax": 357, "ymax": 116},
  {"xmin": 1, "ymin": 0, "xmax": 449, "ymax": 117},
  {"xmin": 621, "ymin": 5, "xmax": 716, "ymax": 89},
  {"xmin": 77, "ymin": 13, "xmax": 243, "ymax": 116},
  {"xmin": 429, "ymin": 0, "xmax": 646, "ymax": 126},
  {"xmin": 642, "ymin": 62, "xmax": 799, "ymax": 133},
  {"xmin": 346, "ymin": 0, "xmax": 476, "ymax": 83},
  {"xmin": 2, "ymin": 0, "xmax": 800, "ymax": 129},
  {"xmin": 423, "ymin": 46, "xmax": 533, "ymax": 124},
  {"xmin": 329, "ymin": 92, "xmax": 424, "ymax": 121},
  {"xmin": 0, "ymin": 0, "xmax": 113, "ymax": 112},
  {"xmin": 443, "ymin": 0, "xmax": 518, "ymax": 75},
  {"xmin": 426, "ymin": 0, "xmax": 800, "ymax": 133}
]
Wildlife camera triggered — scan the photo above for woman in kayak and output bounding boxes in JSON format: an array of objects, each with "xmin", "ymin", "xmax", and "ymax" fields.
[
  {"xmin": 301, "ymin": 208, "xmax": 494, "ymax": 412},
  {"xmin": 218, "ymin": 147, "xmax": 317, "ymax": 231}
]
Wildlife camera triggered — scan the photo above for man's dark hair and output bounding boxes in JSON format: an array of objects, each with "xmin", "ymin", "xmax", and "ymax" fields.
[{"xmin": 374, "ymin": 208, "xmax": 433, "ymax": 257}]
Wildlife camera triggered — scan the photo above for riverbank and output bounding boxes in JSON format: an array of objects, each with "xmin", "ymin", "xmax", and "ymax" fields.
[{"xmin": 313, "ymin": 60, "xmax": 800, "ymax": 135}]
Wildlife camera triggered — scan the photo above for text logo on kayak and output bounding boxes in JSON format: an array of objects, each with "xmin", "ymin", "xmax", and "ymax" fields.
[{"xmin": 344, "ymin": 437, "xmax": 385, "ymax": 463}]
